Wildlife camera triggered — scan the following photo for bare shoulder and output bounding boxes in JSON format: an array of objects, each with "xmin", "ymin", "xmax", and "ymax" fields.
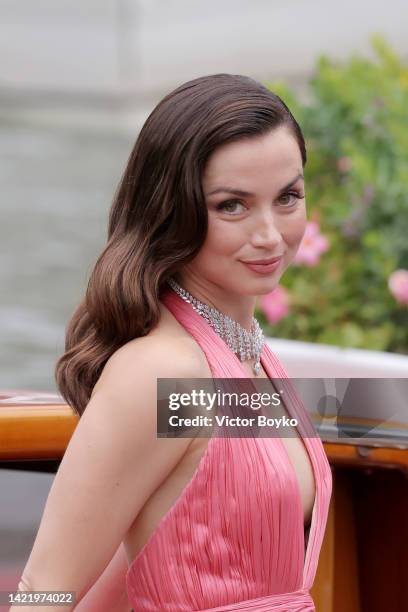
[
  {"xmin": 15, "ymin": 303, "xmax": 212, "ymax": 601},
  {"xmin": 91, "ymin": 301, "xmax": 212, "ymax": 400}
]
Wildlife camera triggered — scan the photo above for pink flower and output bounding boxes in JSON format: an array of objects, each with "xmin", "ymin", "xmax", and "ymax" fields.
[
  {"xmin": 337, "ymin": 156, "xmax": 352, "ymax": 173},
  {"xmin": 259, "ymin": 285, "xmax": 290, "ymax": 324},
  {"xmin": 388, "ymin": 269, "xmax": 408, "ymax": 306},
  {"xmin": 294, "ymin": 221, "xmax": 329, "ymax": 267}
]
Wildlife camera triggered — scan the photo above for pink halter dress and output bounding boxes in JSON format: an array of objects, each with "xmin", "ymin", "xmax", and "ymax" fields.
[{"xmin": 126, "ymin": 287, "xmax": 333, "ymax": 611}]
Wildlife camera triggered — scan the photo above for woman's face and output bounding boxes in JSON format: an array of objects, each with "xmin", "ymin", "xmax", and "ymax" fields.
[{"xmin": 181, "ymin": 125, "xmax": 307, "ymax": 297}]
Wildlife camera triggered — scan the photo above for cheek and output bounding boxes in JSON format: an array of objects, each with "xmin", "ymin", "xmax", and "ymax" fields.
[
  {"xmin": 202, "ymin": 218, "xmax": 244, "ymax": 255},
  {"xmin": 280, "ymin": 208, "xmax": 307, "ymax": 249},
  {"xmin": 187, "ymin": 218, "xmax": 244, "ymax": 274}
]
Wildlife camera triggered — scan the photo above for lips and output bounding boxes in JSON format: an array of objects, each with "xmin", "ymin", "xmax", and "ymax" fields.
[
  {"xmin": 241, "ymin": 256, "xmax": 283, "ymax": 275},
  {"xmin": 242, "ymin": 256, "xmax": 283, "ymax": 265}
]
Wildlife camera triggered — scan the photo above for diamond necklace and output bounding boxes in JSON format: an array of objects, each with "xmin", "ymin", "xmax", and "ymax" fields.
[{"xmin": 167, "ymin": 277, "xmax": 265, "ymax": 376}]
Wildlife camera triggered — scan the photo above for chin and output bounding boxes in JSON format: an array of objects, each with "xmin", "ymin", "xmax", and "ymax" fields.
[
  {"xmin": 229, "ymin": 278, "xmax": 280, "ymax": 297},
  {"xmin": 249, "ymin": 271, "xmax": 284, "ymax": 289},
  {"xmin": 256, "ymin": 281, "xmax": 281, "ymax": 295}
]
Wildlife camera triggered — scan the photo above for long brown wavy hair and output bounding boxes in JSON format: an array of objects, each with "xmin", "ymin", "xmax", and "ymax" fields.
[{"xmin": 55, "ymin": 73, "xmax": 307, "ymax": 415}]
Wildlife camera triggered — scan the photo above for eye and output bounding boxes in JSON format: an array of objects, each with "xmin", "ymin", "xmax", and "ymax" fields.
[
  {"xmin": 278, "ymin": 191, "xmax": 304, "ymax": 207},
  {"xmin": 215, "ymin": 200, "xmax": 247, "ymax": 215}
]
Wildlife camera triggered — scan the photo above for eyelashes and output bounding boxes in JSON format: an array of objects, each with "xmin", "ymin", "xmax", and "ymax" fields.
[
  {"xmin": 215, "ymin": 192, "xmax": 304, "ymax": 214},
  {"xmin": 276, "ymin": 191, "xmax": 304, "ymax": 207},
  {"xmin": 216, "ymin": 200, "xmax": 246, "ymax": 214}
]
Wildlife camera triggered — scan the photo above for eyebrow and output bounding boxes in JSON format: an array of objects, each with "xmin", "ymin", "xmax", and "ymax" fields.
[{"xmin": 206, "ymin": 173, "xmax": 304, "ymax": 197}]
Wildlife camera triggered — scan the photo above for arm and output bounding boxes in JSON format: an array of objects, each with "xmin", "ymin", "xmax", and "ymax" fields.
[
  {"xmin": 11, "ymin": 337, "xmax": 200, "ymax": 612},
  {"xmin": 72, "ymin": 542, "xmax": 130, "ymax": 612},
  {"xmin": 16, "ymin": 523, "xmax": 131, "ymax": 612}
]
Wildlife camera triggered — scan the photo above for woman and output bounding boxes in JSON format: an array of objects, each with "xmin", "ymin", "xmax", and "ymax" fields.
[{"xmin": 14, "ymin": 74, "xmax": 332, "ymax": 611}]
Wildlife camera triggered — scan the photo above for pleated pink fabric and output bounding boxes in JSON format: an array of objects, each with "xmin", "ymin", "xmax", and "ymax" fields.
[{"xmin": 126, "ymin": 287, "xmax": 333, "ymax": 611}]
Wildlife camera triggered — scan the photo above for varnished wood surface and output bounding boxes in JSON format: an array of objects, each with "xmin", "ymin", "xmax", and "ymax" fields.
[
  {"xmin": 0, "ymin": 404, "xmax": 77, "ymax": 459},
  {"xmin": 1, "ymin": 401, "xmax": 408, "ymax": 468},
  {"xmin": 311, "ymin": 466, "xmax": 408, "ymax": 612},
  {"xmin": 1, "ymin": 395, "xmax": 407, "ymax": 610}
]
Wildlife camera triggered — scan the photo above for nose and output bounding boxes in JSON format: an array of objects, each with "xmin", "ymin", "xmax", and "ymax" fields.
[{"xmin": 250, "ymin": 211, "xmax": 282, "ymax": 250}]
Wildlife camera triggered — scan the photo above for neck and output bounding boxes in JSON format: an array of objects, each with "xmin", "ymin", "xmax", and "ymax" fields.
[{"xmin": 174, "ymin": 272, "xmax": 257, "ymax": 331}]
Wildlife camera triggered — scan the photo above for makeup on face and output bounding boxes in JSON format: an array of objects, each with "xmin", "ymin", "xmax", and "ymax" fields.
[
  {"xmin": 240, "ymin": 257, "xmax": 283, "ymax": 275},
  {"xmin": 178, "ymin": 128, "xmax": 307, "ymax": 319}
]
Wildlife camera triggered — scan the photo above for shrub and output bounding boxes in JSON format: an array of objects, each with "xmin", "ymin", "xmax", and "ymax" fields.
[{"xmin": 259, "ymin": 35, "xmax": 408, "ymax": 354}]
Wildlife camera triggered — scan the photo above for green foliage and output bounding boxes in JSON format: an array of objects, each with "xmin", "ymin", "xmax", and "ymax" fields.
[{"xmin": 260, "ymin": 35, "xmax": 408, "ymax": 354}]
